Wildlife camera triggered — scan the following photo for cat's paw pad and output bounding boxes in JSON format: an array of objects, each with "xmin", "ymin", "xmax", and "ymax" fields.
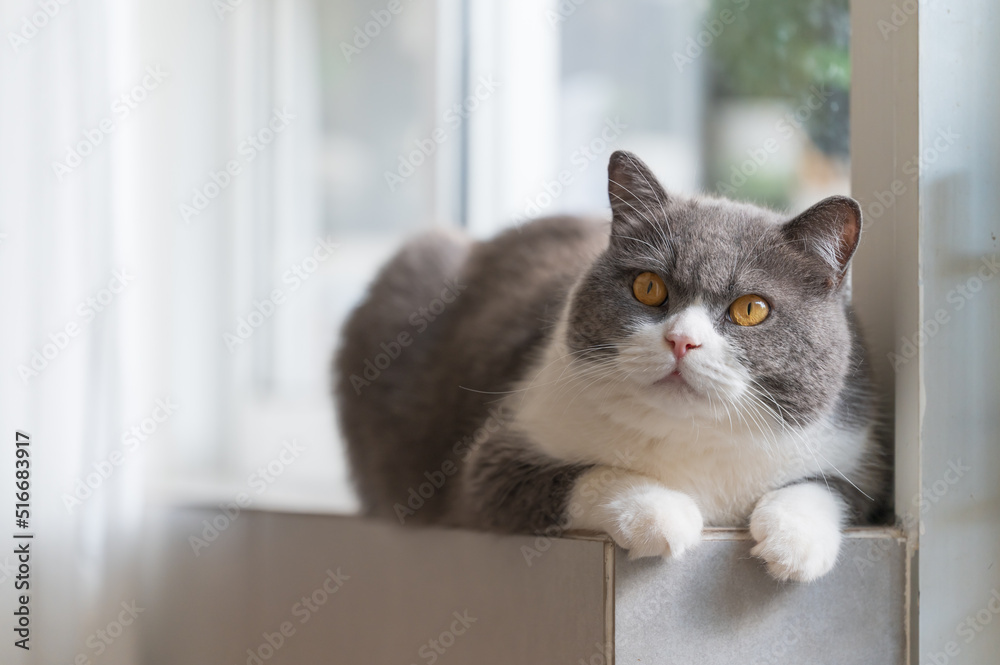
[
  {"xmin": 749, "ymin": 486, "xmax": 843, "ymax": 582},
  {"xmin": 603, "ymin": 486, "xmax": 703, "ymax": 559}
]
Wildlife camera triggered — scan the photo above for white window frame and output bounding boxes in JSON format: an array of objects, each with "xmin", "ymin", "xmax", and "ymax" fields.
[{"xmin": 852, "ymin": 1, "xmax": 1000, "ymax": 662}]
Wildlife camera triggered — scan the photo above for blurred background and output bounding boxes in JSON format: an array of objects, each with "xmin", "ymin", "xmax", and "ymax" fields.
[{"xmin": 0, "ymin": 0, "xmax": 850, "ymax": 662}]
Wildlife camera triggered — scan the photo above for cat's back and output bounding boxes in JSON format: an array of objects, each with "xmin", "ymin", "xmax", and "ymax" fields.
[
  {"xmin": 448, "ymin": 215, "xmax": 610, "ymax": 387},
  {"xmin": 335, "ymin": 215, "xmax": 607, "ymax": 521}
]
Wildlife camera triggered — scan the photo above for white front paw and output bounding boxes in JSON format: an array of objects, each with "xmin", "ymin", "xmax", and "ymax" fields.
[
  {"xmin": 602, "ymin": 485, "xmax": 704, "ymax": 559},
  {"xmin": 750, "ymin": 484, "xmax": 844, "ymax": 582}
]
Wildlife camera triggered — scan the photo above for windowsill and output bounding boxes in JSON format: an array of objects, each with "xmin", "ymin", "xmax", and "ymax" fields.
[{"xmin": 144, "ymin": 507, "xmax": 907, "ymax": 663}]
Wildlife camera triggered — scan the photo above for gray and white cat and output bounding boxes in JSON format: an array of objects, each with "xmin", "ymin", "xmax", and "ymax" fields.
[{"xmin": 336, "ymin": 150, "xmax": 889, "ymax": 582}]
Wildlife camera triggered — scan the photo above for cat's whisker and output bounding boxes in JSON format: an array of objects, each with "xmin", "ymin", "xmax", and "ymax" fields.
[
  {"xmin": 595, "ymin": 366, "xmax": 645, "ymax": 408},
  {"xmin": 560, "ymin": 365, "xmax": 633, "ymax": 413},
  {"xmin": 747, "ymin": 382, "xmax": 872, "ymax": 501},
  {"xmin": 548, "ymin": 367, "xmax": 625, "ymax": 404},
  {"xmin": 620, "ymin": 152, "xmax": 674, "ymax": 253},
  {"xmin": 730, "ymin": 391, "xmax": 776, "ymax": 454},
  {"xmin": 705, "ymin": 386, "xmax": 719, "ymax": 424},
  {"xmin": 556, "ymin": 364, "xmax": 628, "ymax": 397},
  {"xmin": 505, "ymin": 345, "xmax": 624, "ymax": 402},
  {"xmin": 609, "ymin": 181, "xmax": 659, "ymax": 227},
  {"xmin": 609, "ymin": 183, "xmax": 674, "ymax": 258},
  {"xmin": 609, "ymin": 234, "xmax": 663, "ymax": 260},
  {"xmin": 808, "ymin": 452, "xmax": 875, "ymax": 502},
  {"xmin": 459, "ymin": 347, "xmax": 621, "ymax": 397},
  {"xmin": 742, "ymin": 383, "xmax": 863, "ymax": 496},
  {"xmin": 746, "ymin": 379, "xmax": 804, "ymax": 426},
  {"xmin": 709, "ymin": 385, "xmax": 734, "ymax": 435}
]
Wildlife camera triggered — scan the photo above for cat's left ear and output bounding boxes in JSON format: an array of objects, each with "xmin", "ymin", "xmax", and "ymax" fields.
[
  {"xmin": 608, "ymin": 150, "xmax": 669, "ymax": 235},
  {"xmin": 782, "ymin": 195, "xmax": 862, "ymax": 288}
]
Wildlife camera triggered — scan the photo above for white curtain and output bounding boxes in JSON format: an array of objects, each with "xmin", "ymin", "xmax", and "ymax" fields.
[
  {"xmin": 0, "ymin": 0, "xmax": 284, "ymax": 662},
  {"xmin": 0, "ymin": 0, "xmax": 469, "ymax": 659},
  {"xmin": 0, "ymin": 0, "xmax": 147, "ymax": 662}
]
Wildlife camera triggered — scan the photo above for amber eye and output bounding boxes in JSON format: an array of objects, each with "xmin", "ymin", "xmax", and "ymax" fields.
[
  {"xmin": 632, "ymin": 272, "xmax": 667, "ymax": 307},
  {"xmin": 729, "ymin": 294, "xmax": 770, "ymax": 326}
]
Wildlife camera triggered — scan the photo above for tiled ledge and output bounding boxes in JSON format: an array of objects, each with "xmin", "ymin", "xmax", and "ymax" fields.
[{"xmin": 141, "ymin": 508, "xmax": 907, "ymax": 664}]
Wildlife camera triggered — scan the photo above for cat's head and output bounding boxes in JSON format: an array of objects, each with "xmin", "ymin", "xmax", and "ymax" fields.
[{"xmin": 565, "ymin": 150, "xmax": 863, "ymax": 429}]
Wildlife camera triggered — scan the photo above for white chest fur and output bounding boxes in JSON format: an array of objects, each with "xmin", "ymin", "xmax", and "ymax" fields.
[{"xmin": 511, "ymin": 343, "xmax": 867, "ymax": 526}]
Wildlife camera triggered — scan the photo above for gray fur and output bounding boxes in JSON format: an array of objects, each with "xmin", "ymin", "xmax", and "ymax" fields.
[
  {"xmin": 334, "ymin": 150, "xmax": 890, "ymax": 534},
  {"xmin": 462, "ymin": 431, "xmax": 592, "ymax": 534},
  {"xmin": 336, "ymin": 218, "xmax": 607, "ymax": 528}
]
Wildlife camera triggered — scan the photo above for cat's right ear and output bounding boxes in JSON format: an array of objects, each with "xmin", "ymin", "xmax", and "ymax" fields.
[
  {"xmin": 782, "ymin": 195, "xmax": 862, "ymax": 289},
  {"xmin": 608, "ymin": 151, "xmax": 669, "ymax": 236}
]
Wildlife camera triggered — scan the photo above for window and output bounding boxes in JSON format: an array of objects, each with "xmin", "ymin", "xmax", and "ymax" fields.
[{"xmin": 165, "ymin": 0, "xmax": 855, "ymax": 511}]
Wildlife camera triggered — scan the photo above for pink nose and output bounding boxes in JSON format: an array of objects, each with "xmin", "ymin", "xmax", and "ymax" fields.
[{"xmin": 665, "ymin": 332, "xmax": 701, "ymax": 360}]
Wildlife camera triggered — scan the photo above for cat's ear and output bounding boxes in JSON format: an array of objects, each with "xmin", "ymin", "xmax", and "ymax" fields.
[
  {"xmin": 608, "ymin": 150, "xmax": 669, "ymax": 234},
  {"xmin": 782, "ymin": 195, "xmax": 862, "ymax": 288}
]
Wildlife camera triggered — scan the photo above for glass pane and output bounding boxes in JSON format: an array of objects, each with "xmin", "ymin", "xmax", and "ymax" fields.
[
  {"xmin": 554, "ymin": 0, "xmax": 849, "ymax": 214},
  {"xmin": 705, "ymin": 0, "xmax": 849, "ymax": 209},
  {"xmin": 314, "ymin": 0, "xmax": 439, "ymax": 237}
]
